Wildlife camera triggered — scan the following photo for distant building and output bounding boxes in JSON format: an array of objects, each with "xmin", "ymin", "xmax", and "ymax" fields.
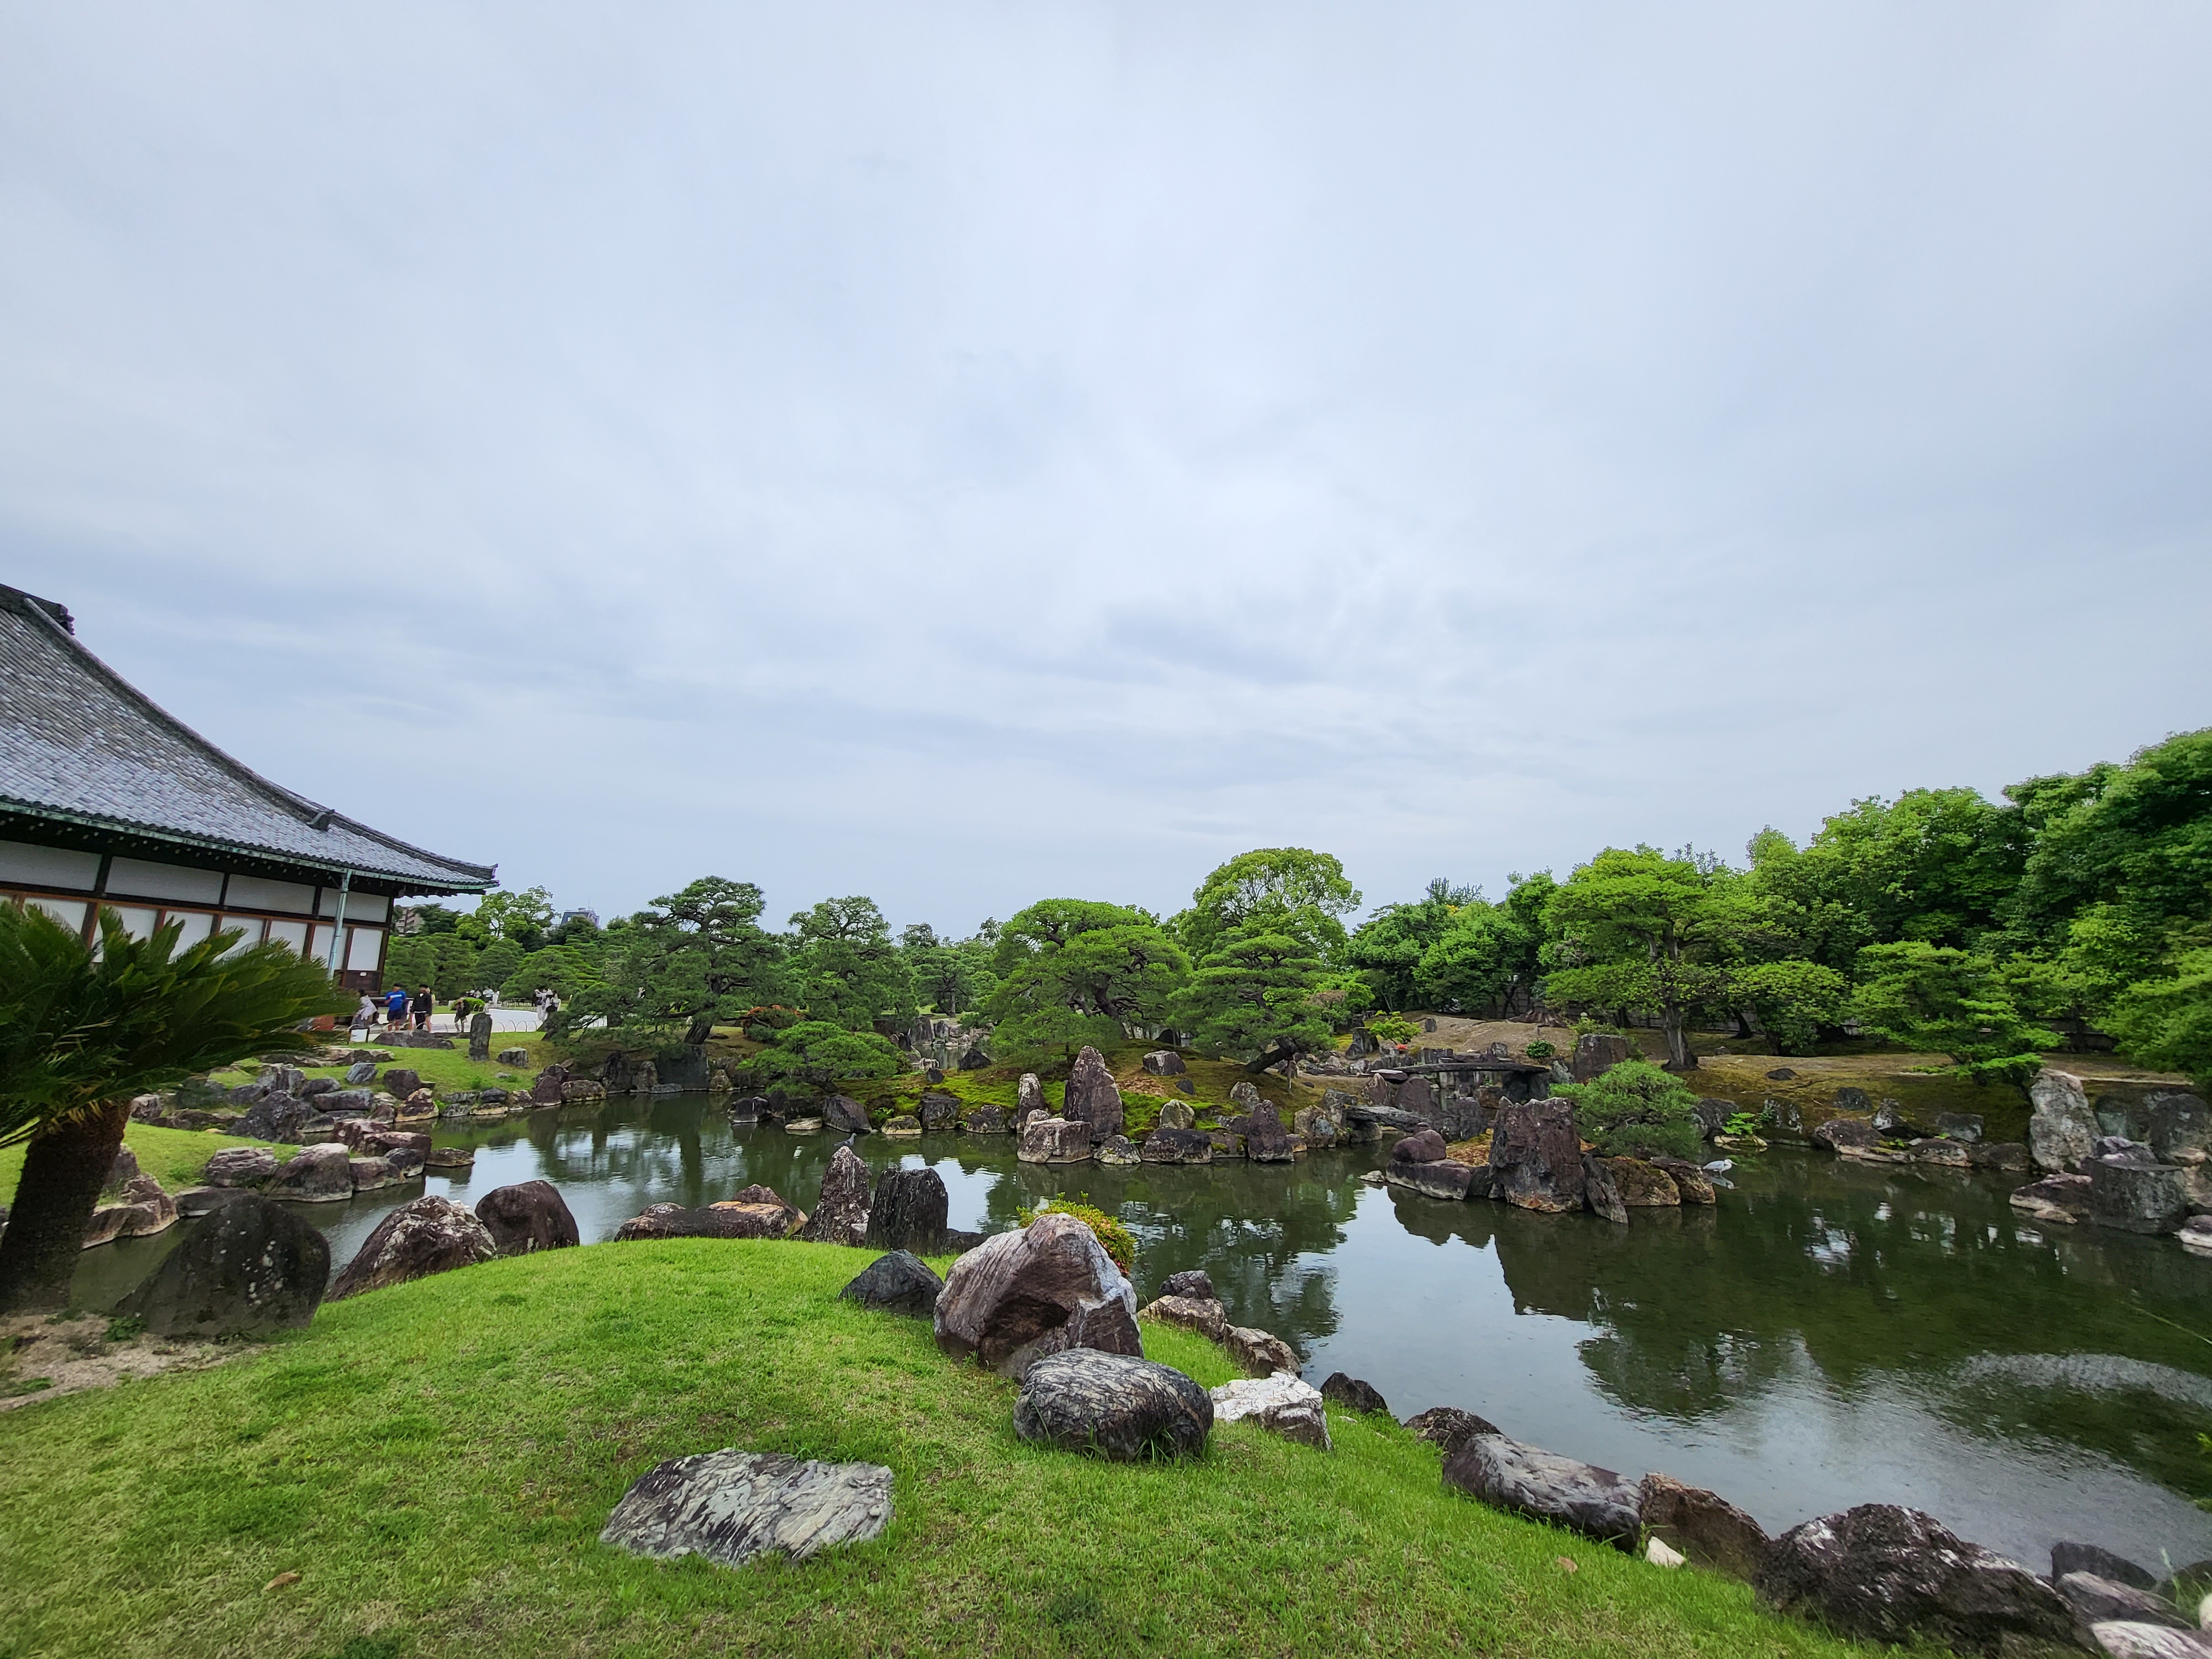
[
  {"xmin": 0, "ymin": 585, "xmax": 495, "ymax": 990},
  {"xmin": 559, "ymin": 907, "xmax": 599, "ymax": 929}
]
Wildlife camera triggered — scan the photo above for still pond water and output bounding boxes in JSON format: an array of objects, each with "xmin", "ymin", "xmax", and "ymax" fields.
[{"xmin": 86, "ymin": 1094, "xmax": 2212, "ymax": 1572}]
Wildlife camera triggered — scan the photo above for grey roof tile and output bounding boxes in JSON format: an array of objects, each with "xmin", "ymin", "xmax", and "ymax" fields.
[{"xmin": 0, "ymin": 586, "xmax": 494, "ymax": 891}]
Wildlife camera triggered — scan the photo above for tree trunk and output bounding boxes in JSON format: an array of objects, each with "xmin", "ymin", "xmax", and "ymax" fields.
[
  {"xmin": 1661, "ymin": 1010, "xmax": 1697, "ymax": 1072},
  {"xmin": 0, "ymin": 1100, "xmax": 129, "ymax": 1313}
]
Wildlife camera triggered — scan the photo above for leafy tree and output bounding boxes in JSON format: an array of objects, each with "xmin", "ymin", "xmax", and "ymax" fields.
[
  {"xmin": 382, "ymin": 932, "xmax": 436, "ymax": 994},
  {"xmin": 900, "ymin": 922, "xmax": 998, "ymax": 1016},
  {"xmin": 460, "ymin": 885, "xmax": 555, "ymax": 952},
  {"xmin": 2103, "ymin": 948, "xmax": 2212, "ymax": 1093},
  {"xmin": 1730, "ymin": 960, "xmax": 1849, "ymax": 1055},
  {"xmin": 474, "ymin": 937, "xmax": 525, "ymax": 995},
  {"xmin": 1346, "ymin": 878, "xmax": 1477, "ymax": 1010},
  {"xmin": 1849, "ymin": 942, "xmax": 2059, "ymax": 1091},
  {"xmin": 1175, "ymin": 848, "xmax": 1363, "ymax": 964},
  {"xmin": 747, "ymin": 1020, "xmax": 906, "ymax": 1095},
  {"xmin": 394, "ymin": 902, "xmax": 461, "ymax": 937},
  {"xmin": 1368, "ymin": 1013, "xmax": 1419, "ymax": 1046},
  {"xmin": 1541, "ymin": 848, "xmax": 1744, "ymax": 1071},
  {"xmin": 1172, "ymin": 928, "xmax": 1335, "ymax": 1072},
  {"xmin": 558, "ymin": 877, "xmax": 787, "ymax": 1046},
  {"xmin": 984, "ymin": 900, "xmax": 1190, "ymax": 1063},
  {"xmin": 432, "ymin": 933, "xmax": 480, "ymax": 1000},
  {"xmin": 0, "ymin": 904, "xmax": 349, "ymax": 1311},
  {"xmin": 1554, "ymin": 1059, "xmax": 1703, "ymax": 1162},
  {"xmin": 788, "ymin": 896, "xmax": 915, "ymax": 1031},
  {"xmin": 1415, "ymin": 898, "xmax": 1542, "ymax": 1014}
]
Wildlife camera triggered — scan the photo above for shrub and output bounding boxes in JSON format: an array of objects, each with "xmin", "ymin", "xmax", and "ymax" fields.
[
  {"xmin": 746, "ymin": 1021, "xmax": 906, "ymax": 1093},
  {"xmin": 1555, "ymin": 1060, "xmax": 1703, "ymax": 1161},
  {"xmin": 1525, "ymin": 1040, "xmax": 1556, "ymax": 1060},
  {"xmin": 1015, "ymin": 1197, "xmax": 1135, "ymax": 1274},
  {"xmin": 1367, "ymin": 1014, "xmax": 1418, "ymax": 1046}
]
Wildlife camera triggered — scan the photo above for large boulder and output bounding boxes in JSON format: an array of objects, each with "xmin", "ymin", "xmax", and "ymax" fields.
[
  {"xmin": 1648, "ymin": 1157, "xmax": 1717, "ymax": 1204},
  {"xmin": 797, "ymin": 1145, "xmax": 873, "ymax": 1245},
  {"xmin": 1813, "ymin": 1116, "xmax": 1880, "ymax": 1153},
  {"xmin": 839, "ymin": 1250, "xmax": 945, "ymax": 1318},
  {"xmin": 345, "ymin": 1061, "xmax": 378, "ymax": 1085},
  {"xmin": 2146, "ymin": 1092, "xmax": 2212, "ymax": 1162},
  {"xmin": 2086, "ymin": 1624, "xmax": 2212, "ymax": 1657},
  {"xmin": 1488, "ymin": 1100, "xmax": 1586, "ymax": 1213},
  {"xmin": 1443, "ymin": 1434, "xmax": 1641, "ymax": 1547},
  {"xmin": 1138, "ymin": 1293, "xmax": 1230, "ymax": 1343},
  {"xmin": 1386, "ymin": 1161, "xmax": 1479, "ymax": 1201},
  {"xmin": 329, "ymin": 1196, "xmax": 499, "ymax": 1300},
  {"xmin": 2011, "ymin": 1172, "xmax": 2094, "ymax": 1225},
  {"xmin": 231, "ymin": 1092, "xmax": 316, "ymax": 1143},
  {"xmin": 1011, "ymin": 1350, "xmax": 1212, "ymax": 1461},
  {"xmin": 933, "ymin": 1212, "xmax": 1140, "ymax": 1377},
  {"xmin": 474, "ymin": 1181, "xmax": 581, "ymax": 1255},
  {"xmin": 1321, "ymin": 1373, "xmax": 1390, "ymax": 1415},
  {"xmin": 1156, "ymin": 1098, "xmax": 1197, "ymax": 1131},
  {"xmin": 1609, "ymin": 1157, "xmax": 1682, "ymax": 1207},
  {"xmin": 916, "ymin": 1090, "xmax": 960, "ymax": 1131},
  {"xmin": 1095, "ymin": 1134, "xmax": 1141, "ymax": 1167},
  {"xmin": 1226, "ymin": 1326, "xmax": 1300, "ymax": 1376},
  {"xmin": 1015, "ymin": 1073, "xmax": 1049, "ymax": 1128},
  {"xmin": 864, "ymin": 1167, "xmax": 950, "ymax": 1254},
  {"xmin": 383, "ymin": 1067, "xmax": 424, "ymax": 1101},
  {"xmin": 1016, "ymin": 1116, "xmax": 1093, "ymax": 1164},
  {"xmin": 600, "ymin": 1449, "xmax": 892, "ymax": 1566},
  {"xmin": 264, "ymin": 1142, "xmax": 357, "ymax": 1203},
  {"xmin": 959, "ymin": 1103, "xmax": 1009, "ymax": 1134},
  {"xmin": 1160, "ymin": 1268, "xmax": 1214, "ymax": 1300},
  {"xmin": 614, "ymin": 1187, "xmax": 805, "ymax": 1241},
  {"xmin": 1141, "ymin": 1050, "xmax": 1187, "ymax": 1077},
  {"xmin": 83, "ymin": 1175, "xmax": 179, "ymax": 1246},
  {"xmin": 1140, "ymin": 1128, "xmax": 1212, "ymax": 1164},
  {"xmin": 1236, "ymin": 1102, "xmax": 1295, "ymax": 1162},
  {"xmin": 1571, "ymin": 1033, "xmax": 1635, "ymax": 1084},
  {"xmin": 1292, "ymin": 1104, "xmax": 1339, "ymax": 1148},
  {"xmin": 2084, "ymin": 1147, "xmax": 2190, "ymax": 1234},
  {"xmin": 1754, "ymin": 1503, "xmax": 2078, "ymax": 1656},
  {"xmin": 822, "ymin": 1095, "xmax": 871, "ymax": 1136},
  {"xmin": 201, "ymin": 1146, "xmax": 280, "ymax": 1187},
  {"xmin": 1062, "ymin": 1045, "xmax": 1125, "ymax": 1142},
  {"xmin": 2053, "ymin": 1543, "xmax": 2157, "ymax": 1590},
  {"xmin": 2057, "ymin": 1574, "xmax": 2193, "ymax": 1631},
  {"xmin": 116, "ymin": 1194, "xmax": 328, "ymax": 1337},
  {"xmin": 1391, "ymin": 1129, "xmax": 1448, "ymax": 1165},
  {"xmin": 1692, "ymin": 1097, "xmax": 1733, "ymax": 1140},
  {"xmin": 1402, "ymin": 1405, "xmax": 1502, "ymax": 1461},
  {"xmin": 2030, "ymin": 1069, "xmax": 2100, "ymax": 1173},
  {"xmin": 1212, "ymin": 1374, "xmax": 1332, "ymax": 1451},
  {"xmin": 1582, "ymin": 1152, "xmax": 1629, "ymax": 1225},
  {"xmin": 1638, "ymin": 1473, "xmax": 1771, "ymax": 1581}
]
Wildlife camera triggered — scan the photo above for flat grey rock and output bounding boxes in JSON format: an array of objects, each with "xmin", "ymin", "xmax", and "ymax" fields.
[{"xmin": 601, "ymin": 1449, "xmax": 893, "ymax": 1567}]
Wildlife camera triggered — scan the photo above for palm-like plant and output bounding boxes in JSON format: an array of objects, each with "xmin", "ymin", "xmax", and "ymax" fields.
[{"xmin": 0, "ymin": 902, "xmax": 351, "ymax": 1312}]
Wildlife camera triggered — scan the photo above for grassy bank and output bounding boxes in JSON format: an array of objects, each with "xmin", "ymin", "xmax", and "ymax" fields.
[
  {"xmin": 210, "ymin": 1032, "xmax": 554, "ymax": 1098},
  {"xmin": 0, "ymin": 1123, "xmax": 289, "ymax": 1209},
  {"xmin": 0, "ymin": 1239, "xmax": 1879, "ymax": 1659}
]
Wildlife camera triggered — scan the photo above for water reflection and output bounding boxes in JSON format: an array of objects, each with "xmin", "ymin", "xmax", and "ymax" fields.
[{"xmin": 75, "ymin": 1096, "xmax": 2212, "ymax": 1572}]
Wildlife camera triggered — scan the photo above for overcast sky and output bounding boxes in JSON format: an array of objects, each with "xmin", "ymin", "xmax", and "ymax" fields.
[{"xmin": 4, "ymin": 3, "xmax": 2207, "ymax": 932}]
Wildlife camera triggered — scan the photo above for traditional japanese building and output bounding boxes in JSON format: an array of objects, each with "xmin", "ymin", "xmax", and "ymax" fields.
[{"xmin": 0, "ymin": 583, "xmax": 495, "ymax": 990}]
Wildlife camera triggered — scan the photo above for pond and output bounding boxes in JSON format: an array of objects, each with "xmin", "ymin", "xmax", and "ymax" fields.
[{"xmin": 84, "ymin": 1094, "xmax": 2212, "ymax": 1572}]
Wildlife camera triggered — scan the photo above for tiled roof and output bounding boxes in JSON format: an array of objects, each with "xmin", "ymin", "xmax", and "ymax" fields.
[{"xmin": 0, "ymin": 585, "xmax": 495, "ymax": 892}]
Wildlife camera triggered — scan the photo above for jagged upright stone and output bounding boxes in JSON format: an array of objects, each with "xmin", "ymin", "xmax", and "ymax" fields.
[
  {"xmin": 865, "ymin": 1167, "xmax": 950, "ymax": 1254},
  {"xmin": 467, "ymin": 1009, "xmax": 493, "ymax": 1062},
  {"xmin": 1488, "ymin": 1100, "xmax": 1585, "ymax": 1213},
  {"xmin": 2029, "ymin": 1069, "xmax": 2099, "ymax": 1173},
  {"xmin": 1571, "ymin": 1033, "xmax": 1634, "ymax": 1084},
  {"xmin": 1016, "ymin": 1073, "xmax": 1049, "ymax": 1129},
  {"xmin": 1062, "ymin": 1046, "xmax": 1125, "ymax": 1142},
  {"xmin": 799, "ymin": 1145, "xmax": 873, "ymax": 1245}
]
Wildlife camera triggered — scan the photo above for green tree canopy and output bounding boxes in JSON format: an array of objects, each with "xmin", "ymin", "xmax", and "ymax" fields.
[
  {"xmin": 1555, "ymin": 1059, "xmax": 1703, "ymax": 1161},
  {"xmin": 1175, "ymin": 848, "xmax": 1362, "ymax": 964},
  {"xmin": 900, "ymin": 921, "xmax": 999, "ymax": 1017},
  {"xmin": 1171, "ymin": 927, "xmax": 1335, "ymax": 1072},
  {"xmin": 787, "ymin": 896, "xmax": 915, "ymax": 1031},
  {"xmin": 1729, "ymin": 959, "xmax": 1849, "ymax": 1055},
  {"xmin": 747, "ymin": 1019, "xmax": 906, "ymax": 1095},
  {"xmin": 984, "ymin": 899, "xmax": 1188, "ymax": 1065},
  {"xmin": 558, "ymin": 877, "xmax": 788, "ymax": 1046},
  {"xmin": 460, "ymin": 885, "xmax": 555, "ymax": 951},
  {"xmin": 1849, "ymin": 942, "xmax": 2058, "ymax": 1091},
  {"xmin": 1345, "ymin": 878, "xmax": 1476, "ymax": 1010}
]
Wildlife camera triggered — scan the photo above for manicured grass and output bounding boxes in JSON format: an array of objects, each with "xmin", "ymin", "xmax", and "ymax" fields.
[
  {"xmin": 0, "ymin": 1123, "xmax": 288, "ymax": 1210},
  {"xmin": 0, "ymin": 1239, "xmax": 1881, "ymax": 1659},
  {"xmin": 211, "ymin": 1031, "xmax": 553, "ymax": 1098}
]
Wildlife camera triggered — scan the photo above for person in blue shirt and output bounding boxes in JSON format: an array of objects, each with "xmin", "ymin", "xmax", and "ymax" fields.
[{"xmin": 385, "ymin": 985, "xmax": 408, "ymax": 1026}]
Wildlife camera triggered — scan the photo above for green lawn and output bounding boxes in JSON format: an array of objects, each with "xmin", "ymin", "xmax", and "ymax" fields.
[
  {"xmin": 0, "ymin": 1239, "xmax": 1885, "ymax": 1659},
  {"xmin": 1, "ymin": 1123, "xmax": 289, "ymax": 1209},
  {"xmin": 211, "ymin": 1030, "xmax": 553, "ymax": 1098}
]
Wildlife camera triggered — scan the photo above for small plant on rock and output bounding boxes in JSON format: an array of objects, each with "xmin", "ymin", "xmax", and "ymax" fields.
[
  {"xmin": 1367, "ymin": 1014, "xmax": 1419, "ymax": 1046},
  {"xmin": 1525, "ymin": 1040, "xmax": 1557, "ymax": 1060},
  {"xmin": 1014, "ymin": 1197, "xmax": 1135, "ymax": 1274}
]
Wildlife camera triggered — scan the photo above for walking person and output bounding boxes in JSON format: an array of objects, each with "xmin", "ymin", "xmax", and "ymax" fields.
[
  {"xmin": 409, "ymin": 983, "xmax": 434, "ymax": 1031},
  {"xmin": 385, "ymin": 983, "xmax": 408, "ymax": 1028}
]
